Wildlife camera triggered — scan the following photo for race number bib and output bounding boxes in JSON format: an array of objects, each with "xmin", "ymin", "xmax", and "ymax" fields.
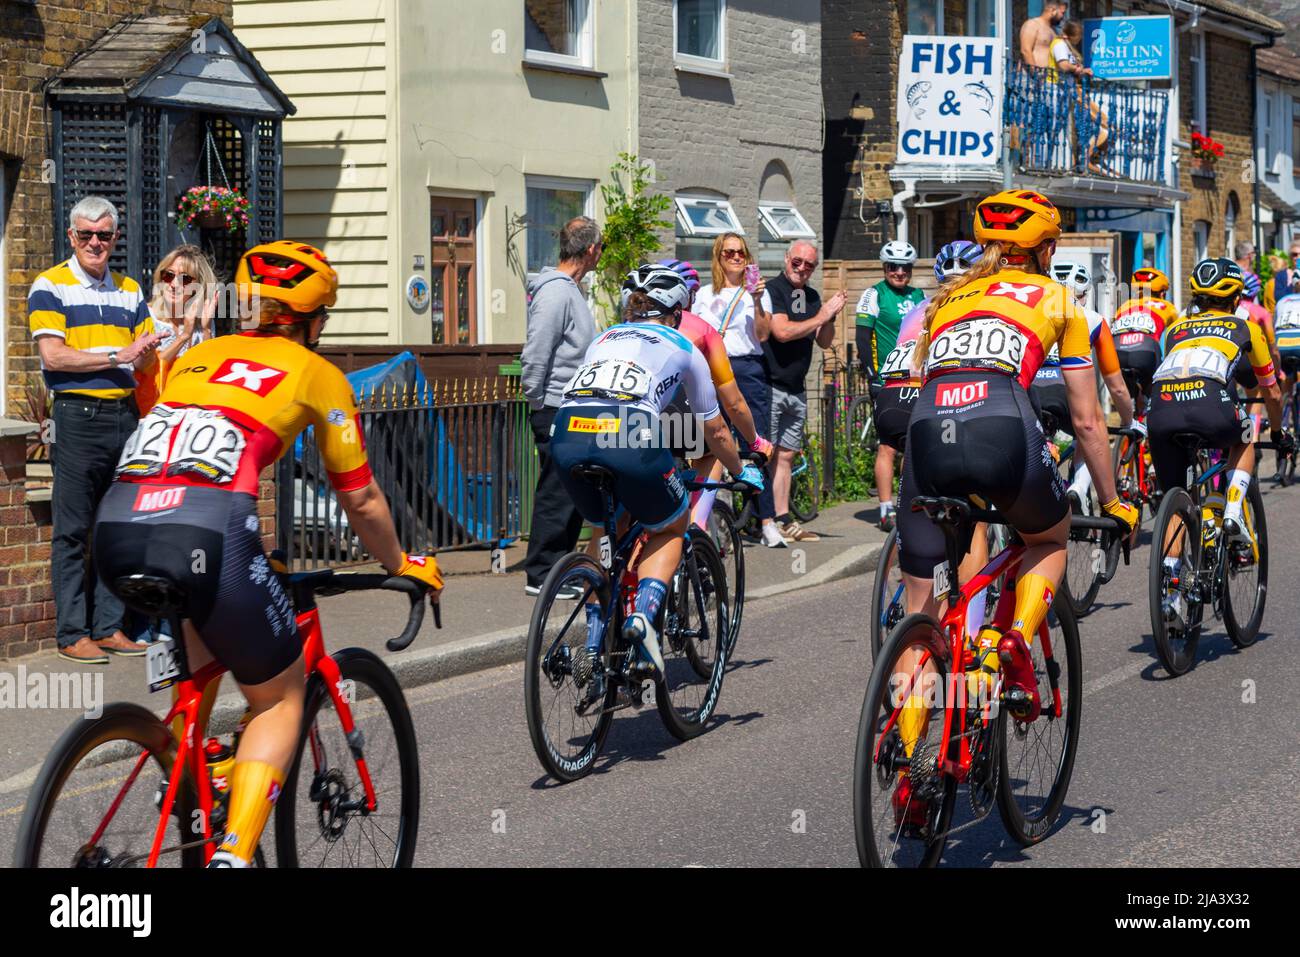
[
  {"xmin": 1276, "ymin": 295, "xmax": 1300, "ymax": 331},
  {"xmin": 564, "ymin": 358, "xmax": 652, "ymax": 401},
  {"xmin": 1112, "ymin": 310, "xmax": 1158, "ymax": 335},
  {"xmin": 1154, "ymin": 346, "xmax": 1230, "ymax": 384},
  {"xmin": 116, "ymin": 405, "xmax": 247, "ymax": 484},
  {"xmin": 879, "ymin": 339, "xmax": 918, "ymax": 379},
  {"xmin": 925, "ymin": 317, "xmax": 1028, "ymax": 377}
]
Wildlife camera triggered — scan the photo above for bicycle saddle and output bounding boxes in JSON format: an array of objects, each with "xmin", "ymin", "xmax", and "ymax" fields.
[
  {"xmin": 910, "ymin": 496, "xmax": 974, "ymax": 526},
  {"xmin": 1171, "ymin": 431, "xmax": 1207, "ymax": 450},
  {"xmin": 113, "ymin": 575, "xmax": 189, "ymax": 619},
  {"xmin": 571, "ymin": 463, "xmax": 617, "ymax": 491}
]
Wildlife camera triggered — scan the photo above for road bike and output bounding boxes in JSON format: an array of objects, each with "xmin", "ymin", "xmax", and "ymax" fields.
[
  {"xmin": 734, "ymin": 444, "xmax": 819, "ymax": 530},
  {"xmin": 1148, "ymin": 432, "xmax": 1273, "ymax": 677},
  {"xmin": 524, "ymin": 466, "xmax": 752, "ymax": 783},
  {"xmin": 1275, "ymin": 364, "xmax": 1299, "ymax": 486},
  {"xmin": 14, "ymin": 567, "xmax": 433, "ymax": 867},
  {"xmin": 854, "ymin": 496, "xmax": 1126, "ymax": 867}
]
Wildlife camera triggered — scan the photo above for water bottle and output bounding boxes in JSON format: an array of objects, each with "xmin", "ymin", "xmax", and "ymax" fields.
[{"xmin": 205, "ymin": 737, "xmax": 235, "ymax": 795}]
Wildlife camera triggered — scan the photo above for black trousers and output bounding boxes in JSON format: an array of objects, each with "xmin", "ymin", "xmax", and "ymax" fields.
[
  {"xmin": 523, "ymin": 406, "xmax": 586, "ymax": 585},
  {"xmin": 51, "ymin": 394, "xmax": 138, "ymax": 646}
]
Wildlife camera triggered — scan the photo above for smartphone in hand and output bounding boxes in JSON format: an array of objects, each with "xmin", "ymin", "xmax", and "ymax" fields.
[{"xmin": 743, "ymin": 263, "xmax": 761, "ymax": 293}]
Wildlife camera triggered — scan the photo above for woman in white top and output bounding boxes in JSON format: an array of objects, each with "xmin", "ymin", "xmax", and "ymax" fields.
[
  {"xmin": 138, "ymin": 244, "xmax": 218, "ymax": 414},
  {"xmin": 1053, "ymin": 20, "xmax": 1111, "ymax": 176},
  {"xmin": 694, "ymin": 233, "xmax": 785, "ymax": 546}
]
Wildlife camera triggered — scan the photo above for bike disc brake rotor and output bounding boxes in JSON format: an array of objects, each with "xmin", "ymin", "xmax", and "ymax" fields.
[{"xmin": 312, "ymin": 768, "xmax": 353, "ymax": 841}]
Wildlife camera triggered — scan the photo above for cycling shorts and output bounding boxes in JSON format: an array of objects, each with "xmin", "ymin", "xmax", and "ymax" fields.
[
  {"xmin": 1029, "ymin": 365, "xmax": 1071, "ymax": 437},
  {"xmin": 873, "ymin": 384, "xmax": 919, "ymax": 452},
  {"xmin": 93, "ymin": 485, "xmax": 301, "ymax": 685},
  {"xmin": 1116, "ymin": 340, "xmax": 1160, "ymax": 401},
  {"xmin": 897, "ymin": 372, "xmax": 1068, "ymax": 578},
  {"xmin": 551, "ymin": 403, "xmax": 687, "ymax": 531},
  {"xmin": 1147, "ymin": 380, "xmax": 1249, "ymax": 492}
]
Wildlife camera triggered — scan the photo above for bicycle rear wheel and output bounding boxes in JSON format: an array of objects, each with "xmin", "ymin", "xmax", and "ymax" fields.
[
  {"xmin": 869, "ymin": 527, "xmax": 904, "ymax": 659},
  {"xmin": 14, "ymin": 703, "xmax": 202, "ymax": 868},
  {"xmin": 657, "ymin": 528, "xmax": 729, "ymax": 740},
  {"xmin": 1148, "ymin": 488, "xmax": 1203, "ymax": 677},
  {"xmin": 854, "ymin": 614, "xmax": 958, "ymax": 868},
  {"xmin": 1224, "ymin": 478, "xmax": 1267, "ymax": 648},
  {"xmin": 276, "ymin": 647, "xmax": 419, "ymax": 867},
  {"xmin": 996, "ymin": 595, "xmax": 1082, "ymax": 845},
  {"xmin": 1064, "ymin": 486, "xmax": 1110, "ymax": 617},
  {"xmin": 523, "ymin": 553, "xmax": 615, "ymax": 783},
  {"xmin": 706, "ymin": 499, "xmax": 745, "ymax": 654}
]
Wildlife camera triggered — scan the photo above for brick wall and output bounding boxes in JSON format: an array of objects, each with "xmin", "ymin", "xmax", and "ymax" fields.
[
  {"xmin": 1, "ymin": 1, "xmax": 230, "ymax": 414},
  {"xmin": 1177, "ymin": 31, "xmax": 1258, "ymax": 282},
  {"xmin": 637, "ymin": 0, "xmax": 823, "ymax": 254},
  {"xmin": 0, "ymin": 429, "xmax": 54, "ymax": 658}
]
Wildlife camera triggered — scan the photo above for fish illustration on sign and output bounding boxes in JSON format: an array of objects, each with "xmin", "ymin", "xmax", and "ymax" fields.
[
  {"xmin": 963, "ymin": 81, "xmax": 994, "ymax": 116},
  {"xmin": 905, "ymin": 81, "xmax": 932, "ymax": 116}
]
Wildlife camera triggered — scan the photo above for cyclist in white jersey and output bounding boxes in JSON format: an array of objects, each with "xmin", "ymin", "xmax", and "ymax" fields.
[{"xmin": 552, "ymin": 266, "xmax": 764, "ymax": 677}]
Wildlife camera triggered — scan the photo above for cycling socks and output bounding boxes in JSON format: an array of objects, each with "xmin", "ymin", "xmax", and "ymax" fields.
[
  {"xmin": 1010, "ymin": 573, "xmax": 1055, "ymax": 647},
  {"xmin": 1222, "ymin": 469, "xmax": 1252, "ymax": 527},
  {"xmin": 634, "ymin": 578, "xmax": 668, "ymax": 623},
  {"xmin": 584, "ymin": 603, "xmax": 604, "ymax": 653},
  {"xmin": 218, "ymin": 760, "xmax": 285, "ymax": 864}
]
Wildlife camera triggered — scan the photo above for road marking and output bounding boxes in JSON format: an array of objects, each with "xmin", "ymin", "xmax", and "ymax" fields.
[{"xmin": 1082, "ymin": 658, "xmax": 1148, "ymax": 696}]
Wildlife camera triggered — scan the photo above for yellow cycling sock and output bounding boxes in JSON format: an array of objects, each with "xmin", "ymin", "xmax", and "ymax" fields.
[
  {"xmin": 1010, "ymin": 574, "xmax": 1055, "ymax": 646},
  {"xmin": 217, "ymin": 761, "xmax": 285, "ymax": 864},
  {"xmin": 898, "ymin": 690, "xmax": 927, "ymax": 759},
  {"xmin": 966, "ymin": 627, "xmax": 1002, "ymax": 702}
]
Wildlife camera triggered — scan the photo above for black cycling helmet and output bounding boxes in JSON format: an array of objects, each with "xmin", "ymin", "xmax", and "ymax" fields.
[{"xmin": 1189, "ymin": 258, "xmax": 1244, "ymax": 299}]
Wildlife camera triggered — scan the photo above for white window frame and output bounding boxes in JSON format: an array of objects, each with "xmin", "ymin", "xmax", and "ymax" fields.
[
  {"xmin": 675, "ymin": 196, "xmax": 743, "ymax": 238},
  {"xmin": 966, "ymin": 0, "xmax": 996, "ymax": 38},
  {"xmin": 1190, "ymin": 31, "xmax": 1207, "ymax": 134},
  {"xmin": 673, "ymin": 0, "xmax": 726, "ymax": 71},
  {"xmin": 523, "ymin": 0, "xmax": 595, "ymax": 71},
  {"xmin": 757, "ymin": 203, "xmax": 816, "ymax": 242},
  {"xmin": 1193, "ymin": 219, "xmax": 1210, "ymax": 262},
  {"xmin": 1262, "ymin": 87, "xmax": 1276, "ymax": 176},
  {"xmin": 524, "ymin": 175, "xmax": 596, "ymax": 279}
]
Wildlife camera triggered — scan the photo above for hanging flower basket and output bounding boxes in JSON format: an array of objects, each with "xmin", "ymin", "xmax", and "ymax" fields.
[{"xmin": 177, "ymin": 185, "xmax": 250, "ymax": 235}]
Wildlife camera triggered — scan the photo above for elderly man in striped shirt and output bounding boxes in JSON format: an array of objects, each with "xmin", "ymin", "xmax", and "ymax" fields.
[{"xmin": 28, "ymin": 196, "xmax": 161, "ymax": 664}]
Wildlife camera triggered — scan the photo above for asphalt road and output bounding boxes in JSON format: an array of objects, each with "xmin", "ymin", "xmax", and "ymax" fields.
[{"xmin": 400, "ymin": 479, "xmax": 1299, "ymax": 867}]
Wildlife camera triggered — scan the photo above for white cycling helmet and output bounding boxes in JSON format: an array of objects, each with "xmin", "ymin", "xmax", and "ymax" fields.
[
  {"xmin": 620, "ymin": 264, "xmax": 690, "ymax": 318},
  {"xmin": 1050, "ymin": 261, "xmax": 1092, "ymax": 296},
  {"xmin": 880, "ymin": 240, "xmax": 918, "ymax": 266}
]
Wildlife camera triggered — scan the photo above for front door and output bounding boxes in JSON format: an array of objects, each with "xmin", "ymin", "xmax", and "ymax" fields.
[{"xmin": 430, "ymin": 196, "xmax": 478, "ymax": 345}]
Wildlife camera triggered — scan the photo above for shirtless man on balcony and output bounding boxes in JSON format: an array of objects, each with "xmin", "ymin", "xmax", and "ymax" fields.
[{"xmin": 1019, "ymin": 1, "xmax": 1068, "ymax": 68}]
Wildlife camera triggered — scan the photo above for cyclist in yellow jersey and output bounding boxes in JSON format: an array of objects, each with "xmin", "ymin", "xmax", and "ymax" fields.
[
  {"xmin": 93, "ymin": 241, "xmax": 444, "ymax": 867},
  {"xmin": 895, "ymin": 190, "xmax": 1135, "ymax": 742}
]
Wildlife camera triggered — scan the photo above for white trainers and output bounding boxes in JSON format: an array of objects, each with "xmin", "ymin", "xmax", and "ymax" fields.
[
  {"xmin": 623, "ymin": 612, "xmax": 664, "ymax": 675},
  {"xmin": 760, "ymin": 523, "xmax": 787, "ymax": 548}
]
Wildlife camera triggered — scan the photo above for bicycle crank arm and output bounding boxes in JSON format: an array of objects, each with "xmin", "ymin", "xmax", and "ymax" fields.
[{"xmin": 113, "ymin": 833, "xmax": 224, "ymax": 867}]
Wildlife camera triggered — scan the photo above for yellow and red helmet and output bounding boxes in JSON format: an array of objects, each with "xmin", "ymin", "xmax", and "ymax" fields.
[
  {"xmin": 1131, "ymin": 266, "xmax": 1170, "ymax": 295},
  {"xmin": 236, "ymin": 241, "xmax": 338, "ymax": 321},
  {"xmin": 973, "ymin": 189, "xmax": 1062, "ymax": 249}
]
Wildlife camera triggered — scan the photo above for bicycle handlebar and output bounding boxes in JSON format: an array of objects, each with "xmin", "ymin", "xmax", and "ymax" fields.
[{"xmin": 301, "ymin": 571, "xmax": 437, "ymax": 652}]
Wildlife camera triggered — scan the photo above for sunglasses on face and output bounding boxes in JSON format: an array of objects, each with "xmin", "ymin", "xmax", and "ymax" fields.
[
  {"xmin": 161, "ymin": 269, "xmax": 198, "ymax": 287},
  {"xmin": 885, "ymin": 264, "xmax": 913, "ymax": 274},
  {"xmin": 73, "ymin": 229, "xmax": 116, "ymax": 244},
  {"xmin": 721, "ymin": 248, "xmax": 747, "ymax": 260},
  {"xmin": 790, "ymin": 257, "xmax": 817, "ymax": 271}
]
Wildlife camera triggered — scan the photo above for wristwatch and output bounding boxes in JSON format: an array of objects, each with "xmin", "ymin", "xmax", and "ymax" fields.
[{"xmin": 108, "ymin": 351, "xmax": 119, "ymax": 367}]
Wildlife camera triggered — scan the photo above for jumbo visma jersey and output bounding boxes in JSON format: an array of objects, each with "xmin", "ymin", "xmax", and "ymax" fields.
[
  {"xmin": 1156, "ymin": 310, "xmax": 1276, "ymax": 389},
  {"xmin": 114, "ymin": 333, "xmax": 371, "ymax": 497},
  {"xmin": 924, "ymin": 270, "xmax": 1093, "ymax": 389}
]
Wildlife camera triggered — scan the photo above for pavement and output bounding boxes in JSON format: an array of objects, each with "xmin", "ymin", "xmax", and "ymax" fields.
[{"xmin": 0, "ymin": 500, "xmax": 888, "ymax": 792}]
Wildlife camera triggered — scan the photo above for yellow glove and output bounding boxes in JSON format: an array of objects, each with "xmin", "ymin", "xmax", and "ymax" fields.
[
  {"xmin": 1100, "ymin": 497, "xmax": 1138, "ymax": 536},
  {"xmin": 396, "ymin": 552, "xmax": 443, "ymax": 593}
]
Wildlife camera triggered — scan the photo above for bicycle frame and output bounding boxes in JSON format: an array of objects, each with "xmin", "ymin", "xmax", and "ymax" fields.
[{"xmin": 100, "ymin": 605, "xmax": 371, "ymax": 868}]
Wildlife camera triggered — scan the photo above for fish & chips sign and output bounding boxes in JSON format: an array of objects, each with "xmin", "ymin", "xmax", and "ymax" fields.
[{"xmin": 896, "ymin": 36, "xmax": 1004, "ymax": 166}]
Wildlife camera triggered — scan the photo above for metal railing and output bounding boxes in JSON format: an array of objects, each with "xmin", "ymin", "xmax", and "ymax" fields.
[
  {"xmin": 277, "ymin": 380, "xmax": 538, "ymax": 569},
  {"xmin": 1005, "ymin": 64, "xmax": 1169, "ymax": 185}
]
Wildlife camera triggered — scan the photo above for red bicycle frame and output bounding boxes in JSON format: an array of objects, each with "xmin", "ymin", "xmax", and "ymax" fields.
[{"xmin": 92, "ymin": 605, "xmax": 374, "ymax": 868}]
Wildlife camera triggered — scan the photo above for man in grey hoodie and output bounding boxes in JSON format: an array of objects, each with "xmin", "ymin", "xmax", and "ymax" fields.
[{"xmin": 520, "ymin": 216, "xmax": 603, "ymax": 595}]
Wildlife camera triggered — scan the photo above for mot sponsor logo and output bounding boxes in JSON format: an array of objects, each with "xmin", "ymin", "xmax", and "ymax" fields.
[{"xmin": 937, "ymin": 380, "xmax": 989, "ymax": 407}]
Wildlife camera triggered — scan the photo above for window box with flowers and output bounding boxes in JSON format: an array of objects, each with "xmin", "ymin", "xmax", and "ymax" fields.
[
  {"xmin": 177, "ymin": 186, "xmax": 250, "ymax": 234},
  {"xmin": 1188, "ymin": 132, "xmax": 1224, "ymax": 180}
]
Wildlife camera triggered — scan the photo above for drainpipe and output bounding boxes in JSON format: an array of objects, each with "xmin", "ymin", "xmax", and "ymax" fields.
[{"xmin": 892, "ymin": 177, "xmax": 917, "ymax": 244}]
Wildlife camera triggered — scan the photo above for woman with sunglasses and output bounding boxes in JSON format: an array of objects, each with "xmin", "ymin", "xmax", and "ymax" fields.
[
  {"xmin": 138, "ymin": 245, "xmax": 219, "ymax": 414},
  {"xmin": 695, "ymin": 233, "xmax": 784, "ymax": 547}
]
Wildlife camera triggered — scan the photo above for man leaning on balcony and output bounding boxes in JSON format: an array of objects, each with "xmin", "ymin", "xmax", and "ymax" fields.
[{"xmin": 28, "ymin": 196, "xmax": 162, "ymax": 664}]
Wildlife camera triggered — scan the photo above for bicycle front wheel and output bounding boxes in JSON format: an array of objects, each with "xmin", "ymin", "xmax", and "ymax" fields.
[
  {"xmin": 706, "ymin": 499, "xmax": 745, "ymax": 654},
  {"xmin": 996, "ymin": 596, "xmax": 1082, "ymax": 845},
  {"xmin": 1224, "ymin": 477, "xmax": 1267, "ymax": 648},
  {"xmin": 869, "ymin": 527, "xmax": 905, "ymax": 659},
  {"xmin": 275, "ymin": 648, "xmax": 419, "ymax": 867},
  {"xmin": 1149, "ymin": 487, "xmax": 1203, "ymax": 677},
  {"xmin": 14, "ymin": 703, "xmax": 202, "ymax": 868},
  {"xmin": 854, "ymin": 614, "xmax": 957, "ymax": 868},
  {"xmin": 657, "ymin": 528, "xmax": 729, "ymax": 740},
  {"xmin": 1064, "ymin": 487, "xmax": 1110, "ymax": 617}
]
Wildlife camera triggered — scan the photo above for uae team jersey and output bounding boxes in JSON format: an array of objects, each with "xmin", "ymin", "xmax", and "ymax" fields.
[
  {"xmin": 562, "ymin": 322, "xmax": 721, "ymax": 419},
  {"xmin": 114, "ymin": 333, "xmax": 371, "ymax": 497},
  {"xmin": 923, "ymin": 270, "xmax": 1093, "ymax": 389},
  {"xmin": 1157, "ymin": 310, "xmax": 1276, "ymax": 389}
]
